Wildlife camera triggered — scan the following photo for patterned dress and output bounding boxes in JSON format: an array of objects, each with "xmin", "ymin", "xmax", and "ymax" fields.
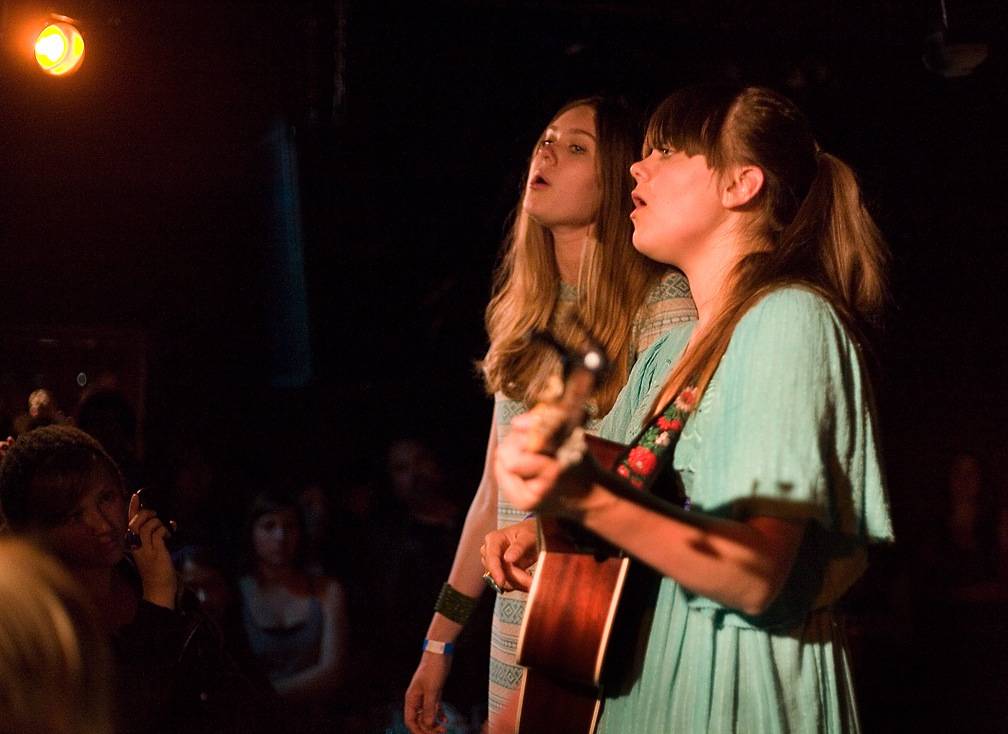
[
  {"xmin": 596, "ymin": 288, "xmax": 893, "ymax": 733},
  {"xmin": 487, "ymin": 269, "xmax": 696, "ymax": 726}
]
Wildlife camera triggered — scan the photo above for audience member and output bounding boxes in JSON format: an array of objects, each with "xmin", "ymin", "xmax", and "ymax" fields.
[
  {"xmin": 0, "ymin": 424, "xmax": 274, "ymax": 734},
  {"xmin": 75, "ymin": 387, "xmax": 143, "ymax": 490},
  {"xmin": 0, "ymin": 536, "xmax": 113, "ymax": 734},
  {"xmin": 13, "ymin": 387, "xmax": 63, "ymax": 435},
  {"xmin": 177, "ymin": 543, "xmax": 249, "ymax": 650},
  {"xmin": 296, "ymin": 479, "xmax": 340, "ymax": 577},
  {"xmin": 239, "ymin": 488, "xmax": 348, "ymax": 731},
  {"xmin": 379, "ymin": 439, "xmax": 489, "ymax": 728},
  {"xmin": 943, "ymin": 452, "xmax": 1004, "ymax": 596},
  {"xmin": 162, "ymin": 442, "xmax": 233, "ymax": 551},
  {"xmin": 917, "ymin": 449, "xmax": 1008, "ymax": 729}
]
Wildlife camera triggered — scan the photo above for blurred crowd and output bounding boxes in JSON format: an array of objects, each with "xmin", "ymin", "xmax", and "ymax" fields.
[
  {"xmin": 0, "ymin": 385, "xmax": 491, "ymax": 734},
  {"xmin": 2, "ymin": 382, "xmax": 1008, "ymax": 733}
]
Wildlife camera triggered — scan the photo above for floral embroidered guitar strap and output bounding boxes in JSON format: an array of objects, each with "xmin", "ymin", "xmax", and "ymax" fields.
[{"xmin": 614, "ymin": 385, "xmax": 699, "ymax": 507}]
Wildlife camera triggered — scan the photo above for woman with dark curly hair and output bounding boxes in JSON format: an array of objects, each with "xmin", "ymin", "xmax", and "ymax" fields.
[{"xmin": 0, "ymin": 424, "xmax": 274, "ymax": 734}]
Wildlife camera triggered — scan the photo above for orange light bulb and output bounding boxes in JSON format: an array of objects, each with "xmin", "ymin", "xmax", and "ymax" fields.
[{"xmin": 35, "ymin": 22, "xmax": 85, "ymax": 76}]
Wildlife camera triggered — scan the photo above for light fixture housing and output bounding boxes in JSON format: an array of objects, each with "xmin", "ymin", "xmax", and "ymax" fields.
[{"xmin": 34, "ymin": 17, "xmax": 85, "ymax": 76}]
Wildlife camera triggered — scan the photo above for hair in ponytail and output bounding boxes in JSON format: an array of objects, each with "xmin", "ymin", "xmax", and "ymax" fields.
[{"xmin": 644, "ymin": 84, "xmax": 888, "ymax": 412}]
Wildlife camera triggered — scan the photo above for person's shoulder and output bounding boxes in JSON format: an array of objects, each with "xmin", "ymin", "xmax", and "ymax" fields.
[
  {"xmin": 753, "ymin": 284, "xmax": 834, "ymax": 312},
  {"xmin": 633, "ymin": 268, "xmax": 697, "ymax": 355},
  {"xmin": 313, "ymin": 574, "xmax": 346, "ymax": 601},
  {"xmin": 236, "ymin": 574, "xmax": 257, "ymax": 598},
  {"xmin": 741, "ymin": 285, "xmax": 842, "ymax": 333},
  {"xmin": 730, "ymin": 286, "xmax": 856, "ymax": 370},
  {"xmin": 644, "ymin": 267, "xmax": 693, "ymax": 304},
  {"xmin": 642, "ymin": 319, "xmax": 695, "ymax": 361}
]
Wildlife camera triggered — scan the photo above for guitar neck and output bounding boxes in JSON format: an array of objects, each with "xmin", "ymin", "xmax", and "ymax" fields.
[{"xmin": 526, "ymin": 363, "xmax": 601, "ymax": 456}]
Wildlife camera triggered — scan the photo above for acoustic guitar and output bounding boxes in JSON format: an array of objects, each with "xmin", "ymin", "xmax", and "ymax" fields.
[
  {"xmin": 514, "ymin": 437, "xmax": 630, "ymax": 734},
  {"xmin": 510, "ymin": 333, "xmax": 690, "ymax": 734}
]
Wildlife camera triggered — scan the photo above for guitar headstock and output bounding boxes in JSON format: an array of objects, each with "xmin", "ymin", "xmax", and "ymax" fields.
[{"xmin": 522, "ymin": 327, "xmax": 610, "ymax": 456}]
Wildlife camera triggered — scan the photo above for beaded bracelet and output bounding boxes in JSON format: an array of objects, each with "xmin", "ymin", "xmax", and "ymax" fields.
[{"xmin": 434, "ymin": 582, "xmax": 478, "ymax": 625}]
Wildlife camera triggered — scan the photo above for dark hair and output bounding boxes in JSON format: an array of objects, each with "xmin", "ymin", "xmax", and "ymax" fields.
[
  {"xmin": 0, "ymin": 425, "xmax": 124, "ymax": 532},
  {"xmin": 75, "ymin": 388, "xmax": 136, "ymax": 438},
  {"xmin": 645, "ymin": 84, "xmax": 887, "ymax": 321},
  {"xmin": 644, "ymin": 84, "xmax": 888, "ymax": 411},
  {"xmin": 241, "ymin": 488, "xmax": 305, "ymax": 572}
]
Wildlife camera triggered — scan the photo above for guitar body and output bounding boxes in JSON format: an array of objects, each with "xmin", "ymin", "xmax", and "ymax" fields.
[{"xmin": 514, "ymin": 435, "xmax": 630, "ymax": 734}]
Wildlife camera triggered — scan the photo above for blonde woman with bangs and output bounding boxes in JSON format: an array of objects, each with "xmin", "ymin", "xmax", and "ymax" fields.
[
  {"xmin": 0, "ymin": 537, "xmax": 112, "ymax": 734},
  {"xmin": 404, "ymin": 96, "xmax": 696, "ymax": 734},
  {"xmin": 495, "ymin": 84, "xmax": 893, "ymax": 733}
]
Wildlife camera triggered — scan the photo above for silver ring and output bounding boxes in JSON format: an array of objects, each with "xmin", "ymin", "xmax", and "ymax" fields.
[{"xmin": 482, "ymin": 570, "xmax": 504, "ymax": 595}]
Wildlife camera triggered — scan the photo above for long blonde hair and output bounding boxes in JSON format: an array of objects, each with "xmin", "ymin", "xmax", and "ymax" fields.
[
  {"xmin": 646, "ymin": 85, "xmax": 888, "ymax": 410},
  {"xmin": 0, "ymin": 538, "xmax": 112, "ymax": 734},
  {"xmin": 482, "ymin": 97, "xmax": 664, "ymax": 414}
]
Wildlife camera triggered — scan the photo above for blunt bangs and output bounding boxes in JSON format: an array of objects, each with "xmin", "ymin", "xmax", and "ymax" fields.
[
  {"xmin": 29, "ymin": 457, "xmax": 122, "ymax": 528},
  {"xmin": 643, "ymin": 85, "xmax": 742, "ymax": 168}
]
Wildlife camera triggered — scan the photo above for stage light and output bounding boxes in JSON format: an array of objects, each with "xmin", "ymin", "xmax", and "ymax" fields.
[{"xmin": 34, "ymin": 20, "xmax": 84, "ymax": 76}]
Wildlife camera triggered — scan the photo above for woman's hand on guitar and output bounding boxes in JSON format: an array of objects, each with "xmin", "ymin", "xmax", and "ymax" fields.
[
  {"xmin": 481, "ymin": 519, "xmax": 537, "ymax": 593},
  {"xmin": 495, "ymin": 414, "xmax": 568, "ymax": 513},
  {"xmin": 404, "ymin": 654, "xmax": 450, "ymax": 734},
  {"xmin": 495, "ymin": 413, "xmax": 604, "ymax": 517}
]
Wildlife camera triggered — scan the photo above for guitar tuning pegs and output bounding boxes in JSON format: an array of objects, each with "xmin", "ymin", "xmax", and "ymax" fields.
[{"xmin": 540, "ymin": 374, "xmax": 564, "ymax": 402}]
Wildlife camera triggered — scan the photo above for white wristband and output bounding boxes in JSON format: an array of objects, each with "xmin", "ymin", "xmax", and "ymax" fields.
[{"xmin": 422, "ymin": 638, "xmax": 455, "ymax": 655}]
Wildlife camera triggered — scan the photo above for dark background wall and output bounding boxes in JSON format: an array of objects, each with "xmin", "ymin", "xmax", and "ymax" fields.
[
  {"xmin": 3, "ymin": 0, "xmax": 1005, "ymax": 480},
  {"xmin": 1, "ymin": 0, "xmax": 1007, "ymax": 729}
]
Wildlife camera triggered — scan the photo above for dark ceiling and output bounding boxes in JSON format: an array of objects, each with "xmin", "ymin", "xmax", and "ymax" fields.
[{"xmin": 0, "ymin": 0, "xmax": 1006, "ymax": 482}]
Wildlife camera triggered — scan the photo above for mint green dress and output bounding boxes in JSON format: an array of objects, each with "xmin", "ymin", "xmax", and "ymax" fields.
[
  {"xmin": 597, "ymin": 288, "xmax": 893, "ymax": 733},
  {"xmin": 488, "ymin": 269, "xmax": 697, "ymax": 726}
]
